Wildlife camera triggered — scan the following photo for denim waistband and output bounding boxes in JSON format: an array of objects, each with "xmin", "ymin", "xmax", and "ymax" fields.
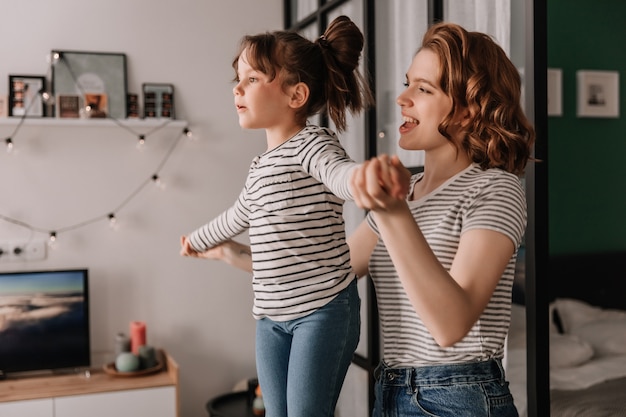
[{"xmin": 375, "ymin": 359, "xmax": 506, "ymax": 387}]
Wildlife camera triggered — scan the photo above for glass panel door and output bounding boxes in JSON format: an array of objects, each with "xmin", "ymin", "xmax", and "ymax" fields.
[
  {"xmin": 374, "ymin": 0, "xmax": 429, "ymax": 169},
  {"xmin": 284, "ymin": 2, "xmax": 376, "ymax": 414}
]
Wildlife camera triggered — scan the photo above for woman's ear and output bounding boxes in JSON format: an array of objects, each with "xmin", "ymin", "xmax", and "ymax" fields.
[
  {"xmin": 289, "ymin": 82, "xmax": 309, "ymax": 109},
  {"xmin": 454, "ymin": 107, "xmax": 471, "ymax": 127}
]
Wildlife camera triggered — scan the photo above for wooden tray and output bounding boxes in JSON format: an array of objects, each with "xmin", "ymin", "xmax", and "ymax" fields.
[{"xmin": 103, "ymin": 359, "xmax": 163, "ymax": 377}]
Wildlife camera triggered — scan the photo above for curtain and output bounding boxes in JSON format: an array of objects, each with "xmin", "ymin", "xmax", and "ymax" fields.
[{"xmin": 444, "ymin": 0, "xmax": 511, "ymax": 56}]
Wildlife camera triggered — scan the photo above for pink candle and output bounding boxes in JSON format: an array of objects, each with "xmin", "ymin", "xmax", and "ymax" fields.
[{"xmin": 130, "ymin": 321, "xmax": 146, "ymax": 354}]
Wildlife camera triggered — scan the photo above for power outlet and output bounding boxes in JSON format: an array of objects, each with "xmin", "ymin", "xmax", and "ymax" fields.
[
  {"xmin": 0, "ymin": 240, "xmax": 47, "ymax": 262},
  {"xmin": 0, "ymin": 243, "xmax": 10, "ymax": 261}
]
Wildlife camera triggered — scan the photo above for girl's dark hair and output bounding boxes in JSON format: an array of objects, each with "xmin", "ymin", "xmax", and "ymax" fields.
[
  {"xmin": 420, "ymin": 22, "xmax": 535, "ymax": 176},
  {"xmin": 232, "ymin": 16, "xmax": 373, "ymax": 132}
]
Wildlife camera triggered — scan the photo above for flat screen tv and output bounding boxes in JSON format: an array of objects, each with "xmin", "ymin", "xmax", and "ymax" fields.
[{"xmin": 0, "ymin": 268, "xmax": 90, "ymax": 375}]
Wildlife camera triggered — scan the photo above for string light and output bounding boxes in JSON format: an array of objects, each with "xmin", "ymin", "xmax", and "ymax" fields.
[
  {"xmin": 107, "ymin": 213, "xmax": 118, "ymax": 230},
  {"xmin": 41, "ymin": 90, "xmax": 55, "ymax": 106},
  {"xmin": 151, "ymin": 174, "xmax": 166, "ymax": 190},
  {"xmin": 0, "ymin": 51, "xmax": 193, "ymax": 246},
  {"xmin": 183, "ymin": 127, "xmax": 195, "ymax": 140},
  {"xmin": 49, "ymin": 51, "xmax": 61, "ymax": 65}
]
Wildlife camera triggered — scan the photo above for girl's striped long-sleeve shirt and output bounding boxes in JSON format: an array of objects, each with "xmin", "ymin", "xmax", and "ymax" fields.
[{"xmin": 188, "ymin": 125, "xmax": 358, "ymax": 321}]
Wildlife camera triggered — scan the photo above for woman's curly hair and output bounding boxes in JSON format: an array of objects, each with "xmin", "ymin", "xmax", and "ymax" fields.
[{"xmin": 421, "ymin": 22, "xmax": 535, "ymax": 176}]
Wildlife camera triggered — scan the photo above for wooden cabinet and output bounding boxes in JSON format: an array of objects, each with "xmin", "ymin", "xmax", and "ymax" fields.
[
  {"xmin": 0, "ymin": 398, "xmax": 52, "ymax": 417},
  {"xmin": 55, "ymin": 386, "xmax": 176, "ymax": 417},
  {"xmin": 0, "ymin": 351, "xmax": 179, "ymax": 417}
]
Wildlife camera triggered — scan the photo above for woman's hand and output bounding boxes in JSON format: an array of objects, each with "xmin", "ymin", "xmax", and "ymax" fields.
[{"xmin": 350, "ymin": 154, "xmax": 411, "ymax": 211}]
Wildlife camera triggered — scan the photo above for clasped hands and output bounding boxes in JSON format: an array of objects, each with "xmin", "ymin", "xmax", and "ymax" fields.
[{"xmin": 350, "ymin": 154, "xmax": 412, "ymax": 212}]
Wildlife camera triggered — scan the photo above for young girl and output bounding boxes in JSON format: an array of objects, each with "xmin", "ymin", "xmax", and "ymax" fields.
[
  {"xmin": 348, "ymin": 22, "xmax": 535, "ymax": 416},
  {"xmin": 180, "ymin": 16, "xmax": 376, "ymax": 417}
]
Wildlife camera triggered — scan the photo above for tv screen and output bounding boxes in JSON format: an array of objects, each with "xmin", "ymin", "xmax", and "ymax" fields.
[{"xmin": 0, "ymin": 268, "xmax": 90, "ymax": 374}]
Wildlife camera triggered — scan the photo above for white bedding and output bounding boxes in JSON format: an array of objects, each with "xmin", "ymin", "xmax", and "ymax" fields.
[
  {"xmin": 505, "ymin": 300, "xmax": 626, "ymax": 417},
  {"xmin": 505, "ymin": 303, "xmax": 528, "ymax": 417}
]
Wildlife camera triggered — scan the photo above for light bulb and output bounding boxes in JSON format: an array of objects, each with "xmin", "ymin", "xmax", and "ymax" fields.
[
  {"xmin": 41, "ymin": 91, "xmax": 55, "ymax": 106},
  {"xmin": 5, "ymin": 138, "xmax": 13, "ymax": 153},
  {"xmin": 47, "ymin": 52, "xmax": 61, "ymax": 66},
  {"xmin": 48, "ymin": 231, "xmax": 57, "ymax": 248},
  {"xmin": 183, "ymin": 127, "xmax": 195, "ymax": 140},
  {"xmin": 152, "ymin": 174, "xmax": 166, "ymax": 190},
  {"xmin": 108, "ymin": 213, "xmax": 119, "ymax": 230}
]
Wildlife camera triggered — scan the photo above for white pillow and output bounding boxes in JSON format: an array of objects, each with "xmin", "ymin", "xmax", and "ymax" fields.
[
  {"xmin": 548, "ymin": 302, "xmax": 560, "ymax": 334},
  {"xmin": 572, "ymin": 319, "xmax": 626, "ymax": 357},
  {"xmin": 549, "ymin": 333, "xmax": 594, "ymax": 368},
  {"xmin": 553, "ymin": 298, "xmax": 626, "ymax": 333}
]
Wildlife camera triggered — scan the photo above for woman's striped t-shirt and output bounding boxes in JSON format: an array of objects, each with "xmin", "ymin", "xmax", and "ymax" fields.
[
  {"xmin": 189, "ymin": 125, "xmax": 358, "ymax": 321},
  {"xmin": 366, "ymin": 164, "xmax": 527, "ymax": 367}
]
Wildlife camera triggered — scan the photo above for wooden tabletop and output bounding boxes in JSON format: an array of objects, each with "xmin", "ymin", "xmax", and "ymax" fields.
[{"xmin": 0, "ymin": 350, "xmax": 179, "ymax": 403}]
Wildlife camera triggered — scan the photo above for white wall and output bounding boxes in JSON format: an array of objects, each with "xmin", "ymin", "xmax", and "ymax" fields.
[{"xmin": 0, "ymin": 1, "xmax": 281, "ymax": 416}]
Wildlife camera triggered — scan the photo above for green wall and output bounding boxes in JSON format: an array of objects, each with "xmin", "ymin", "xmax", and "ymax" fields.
[{"xmin": 548, "ymin": 0, "xmax": 626, "ymax": 254}]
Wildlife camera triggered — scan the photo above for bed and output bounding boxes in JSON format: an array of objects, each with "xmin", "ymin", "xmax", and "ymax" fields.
[{"xmin": 506, "ymin": 251, "xmax": 626, "ymax": 417}]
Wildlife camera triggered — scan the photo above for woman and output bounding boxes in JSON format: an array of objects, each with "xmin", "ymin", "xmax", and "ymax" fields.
[{"xmin": 348, "ymin": 22, "xmax": 534, "ymax": 416}]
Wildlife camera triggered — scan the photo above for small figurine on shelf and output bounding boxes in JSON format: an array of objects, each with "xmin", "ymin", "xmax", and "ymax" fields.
[{"xmin": 252, "ymin": 384, "xmax": 265, "ymax": 416}]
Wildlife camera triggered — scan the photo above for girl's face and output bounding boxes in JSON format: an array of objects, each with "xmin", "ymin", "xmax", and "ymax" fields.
[
  {"xmin": 233, "ymin": 49, "xmax": 293, "ymax": 130},
  {"xmin": 396, "ymin": 49, "xmax": 457, "ymax": 152}
]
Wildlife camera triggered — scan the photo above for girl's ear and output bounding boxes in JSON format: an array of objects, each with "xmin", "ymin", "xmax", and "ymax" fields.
[{"xmin": 289, "ymin": 82, "xmax": 309, "ymax": 109}]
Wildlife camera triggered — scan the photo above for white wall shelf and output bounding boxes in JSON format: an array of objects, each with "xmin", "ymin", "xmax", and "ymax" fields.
[{"xmin": 0, "ymin": 118, "xmax": 187, "ymax": 129}]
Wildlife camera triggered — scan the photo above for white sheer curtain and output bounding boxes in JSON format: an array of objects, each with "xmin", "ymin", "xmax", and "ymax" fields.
[
  {"xmin": 443, "ymin": 0, "xmax": 511, "ymax": 55},
  {"xmin": 375, "ymin": 0, "xmax": 429, "ymax": 168}
]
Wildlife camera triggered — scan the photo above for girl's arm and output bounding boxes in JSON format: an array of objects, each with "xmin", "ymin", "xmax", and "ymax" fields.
[
  {"xmin": 302, "ymin": 131, "xmax": 409, "ymax": 201},
  {"xmin": 180, "ymin": 237, "xmax": 253, "ymax": 273},
  {"xmin": 350, "ymin": 157, "xmax": 516, "ymax": 347}
]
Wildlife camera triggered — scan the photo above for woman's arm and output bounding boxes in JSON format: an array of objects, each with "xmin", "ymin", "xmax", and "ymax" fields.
[
  {"xmin": 347, "ymin": 220, "xmax": 378, "ymax": 278},
  {"xmin": 350, "ymin": 157, "xmax": 515, "ymax": 347}
]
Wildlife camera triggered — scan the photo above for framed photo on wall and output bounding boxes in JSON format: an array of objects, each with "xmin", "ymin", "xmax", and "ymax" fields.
[
  {"xmin": 547, "ymin": 68, "xmax": 563, "ymax": 117},
  {"xmin": 142, "ymin": 83, "xmax": 175, "ymax": 119},
  {"xmin": 577, "ymin": 70, "xmax": 620, "ymax": 118},
  {"xmin": 51, "ymin": 50, "xmax": 127, "ymax": 119},
  {"xmin": 8, "ymin": 75, "xmax": 46, "ymax": 117}
]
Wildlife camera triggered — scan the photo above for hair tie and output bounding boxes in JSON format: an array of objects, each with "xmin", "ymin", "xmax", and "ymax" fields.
[{"xmin": 317, "ymin": 35, "xmax": 330, "ymax": 49}]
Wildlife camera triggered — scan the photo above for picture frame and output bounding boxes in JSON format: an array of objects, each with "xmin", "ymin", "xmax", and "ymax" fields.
[
  {"xmin": 142, "ymin": 83, "xmax": 175, "ymax": 119},
  {"xmin": 547, "ymin": 68, "xmax": 563, "ymax": 117},
  {"xmin": 576, "ymin": 70, "xmax": 620, "ymax": 118},
  {"xmin": 127, "ymin": 93, "xmax": 139, "ymax": 118},
  {"xmin": 8, "ymin": 75, "xmax": 46, "ymax": 117},
  {"xmin": 57, "ymin": 95, "xmax": 81, "ymax": 118},
  {"xmin": 0, "ymin": 95, "xmax": 7, "ymax": 118},
  {"xmin": 51, "ymin": 50, "xmax": 127, "ymax": 119}
]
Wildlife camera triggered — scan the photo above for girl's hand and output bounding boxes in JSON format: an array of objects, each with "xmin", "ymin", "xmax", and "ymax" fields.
[
  {"xmin": 379, "ymin": 154, "xmax": 411, "ymax": 199},
  {"xmin": 350, "ymin": 155, "xmax": 411, "ymax": 211},
  {"xmin": 180, "ymin": 235, "xmax": 199, "ymax": 257},
  {"xmin": 180, "ymin": 235, "xmax": 228, "ymax": 261},
  {"xmin": 180, "ymin": 237, "xmax": 253, "ymax": 272}
]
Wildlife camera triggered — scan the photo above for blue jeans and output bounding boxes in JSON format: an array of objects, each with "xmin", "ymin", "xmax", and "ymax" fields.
[
  {"xmin": 373, "ymin": 359, "xmax": 519, "ymax": 417},
  {"xmin": 255, "ymin": 279, "xmax": 360, "ymax": 417}
]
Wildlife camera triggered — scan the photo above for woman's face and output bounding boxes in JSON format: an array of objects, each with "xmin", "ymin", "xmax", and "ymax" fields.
[{"xmin": 396, "ymin": 49, "xmax": 456, "ymax": 152}]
